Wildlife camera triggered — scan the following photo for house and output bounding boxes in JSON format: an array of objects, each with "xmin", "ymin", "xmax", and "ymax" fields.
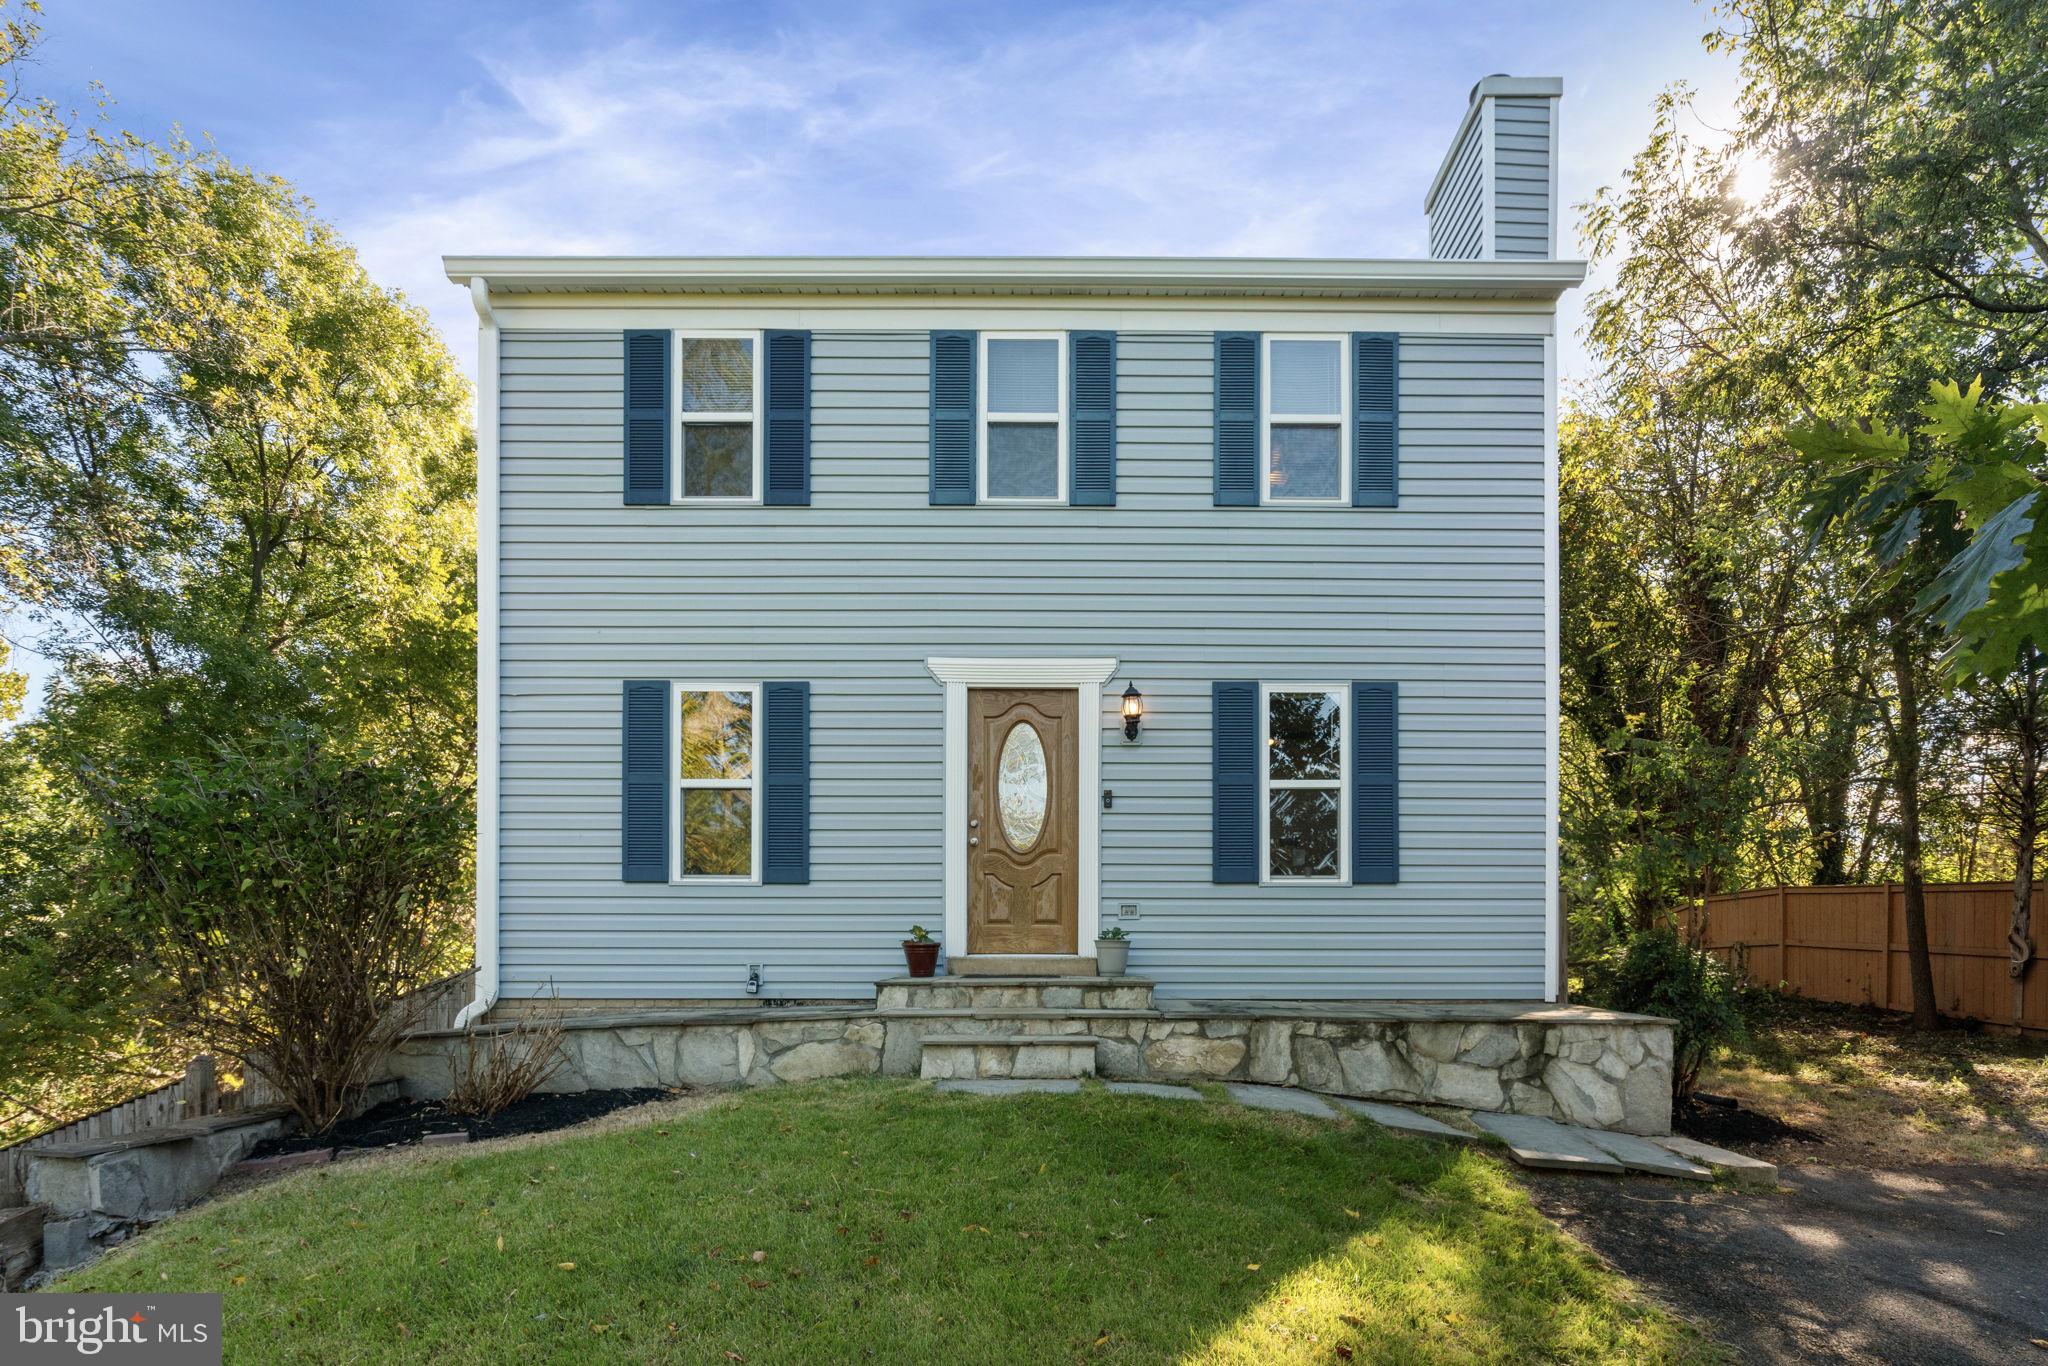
[{"xmin": 418, "ymin": 76, "xmax": 1674, "ymax": 1132}]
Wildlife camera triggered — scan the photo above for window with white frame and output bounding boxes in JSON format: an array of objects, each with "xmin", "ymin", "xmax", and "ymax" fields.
[
  {"xmin": 677, "ymin": 685, "xmax": 760, "ymax": 880},
  {"xmin": 1263, "ymin": 336, "xmax": 1348, "ymax": 504},
  {"xmin": 676, "ymin": 332, "xmax": 762, "ymax": 501},
  {"xmin": 980, "ymin": 333, "xmax": 1066, "ymax": 501},
  {"xmin": 1262, "ymin": 685, "xmax": 1347, "ymax": 881}
]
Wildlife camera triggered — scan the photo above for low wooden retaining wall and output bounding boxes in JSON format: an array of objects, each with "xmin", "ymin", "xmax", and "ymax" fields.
[{"xmin": 1689, "ymin": 883, "xmax": 2047, "ymax": 1033}]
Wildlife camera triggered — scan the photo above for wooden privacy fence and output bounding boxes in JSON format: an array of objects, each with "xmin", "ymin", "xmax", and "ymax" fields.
[
  {"xmin": 1687, "ymin": 883, "xmax": 2047, "ymax": 1033},
  {"xmin": 0, "ymin": 965, "xmax": 476, "ymax": 1206}
]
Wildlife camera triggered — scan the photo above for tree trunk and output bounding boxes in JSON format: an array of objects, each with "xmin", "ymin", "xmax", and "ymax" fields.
[
  {"xmin": 1890, "ymin": 624, "xmax": 1941, "ymax": 1030},
  {"xmin": 2012, "ymin": 712, "xmax": 2040, "ymax": 1024}
]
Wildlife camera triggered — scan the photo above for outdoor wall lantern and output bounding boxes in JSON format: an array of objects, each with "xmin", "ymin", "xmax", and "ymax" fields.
[{"xmin": 1120, "ymin": 683, "xmax": 1144, "ymax": 742}]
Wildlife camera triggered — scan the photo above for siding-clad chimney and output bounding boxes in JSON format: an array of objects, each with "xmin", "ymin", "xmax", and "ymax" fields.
[{"xmin": 1425, "ymin": 75, "xmax": 1562, "ymax": 260}]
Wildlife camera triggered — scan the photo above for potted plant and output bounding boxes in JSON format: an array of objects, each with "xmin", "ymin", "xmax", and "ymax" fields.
[
  {"xmin": 1096, "ymin": 926, "xmax": 1131, "ymax": 975},
  {"xmin": 902, "ymin": 924, "xmax": 941, "ymax": 978}
]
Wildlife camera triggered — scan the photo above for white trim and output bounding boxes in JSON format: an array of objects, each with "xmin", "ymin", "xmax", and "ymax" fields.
[
  {"xmin": 1480, "ymin": 97, "xmax": 1498, "ymax": 262},
  {"xmin": 1258, "ymin": 683, "xmax": 1351, "ymax": 885},
  {"xmin": 467, "ymin": 301, "xmax": 1571, "ymax": 334},
  {"xmin": 1546, "ymin": 96, "xmax": 1561, "ymax": 259},
  {"xmin": 977, "ymin": 332, "xmax": 1068, "ymax": 504},
  {"xmin": 671, "ymin": 329, "xmax": 764, "ymax": 504},
  {"xmin": 442, "ymin": 254, "xmax": 1588, "ymax": 302},
  {"xmin": 1259, "ymin": 334, "xmax": 1350, "ymax": 506},
  {"xmin": 672, "ymin": 683, "xmax": 764, "ymax": 885},
  {"xmin": 1543, "ymin": 334, "xmax": 1562, "ymax": 1001},
  {"xmin": 454, "ymin": 278, "xmax": 501, "ymax": 1029},
  {"xmin": 927, "ymin": 657, "xmax": 1117, "ymax": 955}
]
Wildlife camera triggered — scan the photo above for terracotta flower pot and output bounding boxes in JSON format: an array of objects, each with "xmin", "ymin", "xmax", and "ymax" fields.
[{"xmin": 903, "ymin": 940, "xmax": 941, "ymax": 977}]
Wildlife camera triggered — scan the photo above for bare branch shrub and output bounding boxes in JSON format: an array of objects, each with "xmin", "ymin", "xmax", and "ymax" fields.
[{"xmin": 444, "ymin": 1003, "xmax": 567, "ymax": 1119}]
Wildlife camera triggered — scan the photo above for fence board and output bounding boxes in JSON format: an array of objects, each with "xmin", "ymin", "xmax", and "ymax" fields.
[{"xmin": 1691, "ymin": 883, "xmax": 2047, "ymax": 1033}]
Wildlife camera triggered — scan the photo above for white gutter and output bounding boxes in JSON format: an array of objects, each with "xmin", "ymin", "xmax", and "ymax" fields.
[
  {"xmin": 440, "ymin": 254, "xmax": 1585, "ymax": 301},
  {"xmin": 452, "ymin": 275, "xmax": 501, "ymax": 1030}
]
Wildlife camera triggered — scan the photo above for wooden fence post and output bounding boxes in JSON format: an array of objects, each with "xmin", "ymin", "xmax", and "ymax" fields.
[{"xmin": 183, "ymin": 1055, "xmax": 216, "ymax": 1119}]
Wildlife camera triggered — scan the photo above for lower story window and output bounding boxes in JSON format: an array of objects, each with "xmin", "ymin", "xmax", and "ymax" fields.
[
  {"xmin": 1263, "ymin": 685, "xmax": 1346, "ymax": 881},
  {"xmin": 679, "ymin": 685, "xmax": 759, "ymax": 880}
]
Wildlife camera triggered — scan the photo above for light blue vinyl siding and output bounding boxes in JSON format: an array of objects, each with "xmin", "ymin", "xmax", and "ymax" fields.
[
  {"xmin": 1427, "ymin": 115, "xmax": 1486, "ymax": 261},
  {"xmin": 1493, "ymin": 96, "xmax": 1553, "ymax": 258},
  {"xmin": 495, "ymin": 327, "xmax": 1547, "ymax": 1001}
]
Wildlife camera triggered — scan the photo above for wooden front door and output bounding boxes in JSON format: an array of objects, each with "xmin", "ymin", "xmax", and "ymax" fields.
[{"xmin": 967, "ymin": 688, "xmax": 1080, "ymax": 955}]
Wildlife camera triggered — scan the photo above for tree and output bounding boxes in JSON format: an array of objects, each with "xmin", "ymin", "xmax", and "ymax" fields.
[
  {"xmin": 90, "ymin": 733, "xmax": 471, "ymax": 1133},
  {"xmin": 1972, "ymin": 654, "xmax": 2048, "ymax": 1015},
  {"xmin": 0, "ymin": 0, "xmax": 476, "ymax": 1132}
]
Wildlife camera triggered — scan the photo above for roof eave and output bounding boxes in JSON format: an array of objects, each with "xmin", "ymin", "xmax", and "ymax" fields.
[{"xmin": 441, "ymin": 255, "xmax": 1588, "ymax": 302}]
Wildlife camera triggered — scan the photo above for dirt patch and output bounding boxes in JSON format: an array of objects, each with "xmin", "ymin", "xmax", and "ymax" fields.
[
  {"xmin": 249, "ymin": 1087, "xmax": 673, "ymax": 1158},
  {"xmin": 1675, "ymin": 1091, "xmax": 1823, "ymax": 1149}
]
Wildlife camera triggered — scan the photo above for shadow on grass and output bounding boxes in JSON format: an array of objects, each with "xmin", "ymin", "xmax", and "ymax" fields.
[{"xmin": 61, "ymin": 1079, "xmax": 1713, "ymax": 1364}]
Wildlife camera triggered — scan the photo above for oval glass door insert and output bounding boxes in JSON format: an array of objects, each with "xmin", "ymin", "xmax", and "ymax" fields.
[{"xmin": 997, "ymin": 721, "xmax": 1049, "ymax": 852}]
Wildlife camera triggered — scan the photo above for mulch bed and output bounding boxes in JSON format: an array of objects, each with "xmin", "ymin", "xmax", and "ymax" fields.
[
  {"xmin": 1676, "ymin": 1090, "xmax": 1823, "ymax": 1148},
  {"xmin": 248, "ymin": 1087, "xmax": 672, "ymax": 1158}
]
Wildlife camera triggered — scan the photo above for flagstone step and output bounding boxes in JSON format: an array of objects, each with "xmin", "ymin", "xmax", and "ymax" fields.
[
  {"xmin": 1468, "ymin": 1112, "xmax": 1626, "ymax": 1173},
  {"xmin": 1326, "ymin": 1096, "xmax": 1476, "ymax": 1142},
  {"xmin": 1579, "ymin": 1127, "xmax": 1712, "ymax": 1181},
  {"xmin": 876, "ymin": 977, "xmax": 1155, "ymax": 1012},
  {"xmin": 917, "ymin": 1034, "xmax": 1102, "ymax": 1081},
  {"xmin": 1652, "ymin": 1135, "xmax": 1779, "ymax": 1188}
]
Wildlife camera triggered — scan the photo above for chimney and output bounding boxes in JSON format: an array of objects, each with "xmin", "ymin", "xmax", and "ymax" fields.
[{"xmin": 1424, "ymin": 75, "xmax": 1563, "ymax": 260}]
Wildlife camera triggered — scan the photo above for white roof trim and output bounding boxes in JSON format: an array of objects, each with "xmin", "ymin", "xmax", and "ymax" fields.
[
  {"xmin": 443, "ymin": 255, "xmax": 1586, "ymax": 302},
  {"xmin": 1425, "ymin": 75, "xmax": 1563, "ymax": 216}
]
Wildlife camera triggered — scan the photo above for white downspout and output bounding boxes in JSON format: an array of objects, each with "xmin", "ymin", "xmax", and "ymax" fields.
[{"xmin": 454, "ymin": 275, "xmax": 502, "ymax": 1029}]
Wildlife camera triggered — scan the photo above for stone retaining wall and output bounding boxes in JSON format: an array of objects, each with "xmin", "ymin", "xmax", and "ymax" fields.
[{"xmin": 392, "ymin": 1006, "xmax": 1673, "ymax": 1134}]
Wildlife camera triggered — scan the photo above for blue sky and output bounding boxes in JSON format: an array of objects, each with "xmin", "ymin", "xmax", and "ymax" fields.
[{"xmin": 9, "ymin": 0, "xmax": 1741, "ymax": 709}]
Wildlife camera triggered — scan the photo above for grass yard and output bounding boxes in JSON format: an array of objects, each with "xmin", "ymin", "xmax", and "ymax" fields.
[
  {"xmin": 61, "ymin": 1079, "xmax": 1716, "ymax": 1364},
  {"xmin": 1705, "ymin": 995, "xmax": 2048, "ymax": 1167}
]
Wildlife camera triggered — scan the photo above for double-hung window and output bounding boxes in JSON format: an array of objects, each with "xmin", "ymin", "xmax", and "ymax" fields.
[
  {"xmin": 1262, "ymin": 335, "xmax": 1349, "ymax": 504},
  {"xmin": 676, "ymin": 331, "xmax": 762, "ymax": 502},
  {"xmin": 1261, "ymin": 684, "xmax": 1347, "ymax": 882},
  {"xmin": 980, "ymin": 333, "xmax": 1066, "ymax": 502},
  {"xmin": 677, "ymin": 685, "xmax": 761, "ymax": 881}
]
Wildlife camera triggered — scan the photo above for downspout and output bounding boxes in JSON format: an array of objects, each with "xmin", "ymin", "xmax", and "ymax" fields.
[{"xmin": 454, "ymin": 274, "xmax": 502, "ymax": 1029}]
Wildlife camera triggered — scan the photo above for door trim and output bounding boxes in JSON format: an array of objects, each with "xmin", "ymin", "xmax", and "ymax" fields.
[{"xmin": 928, "ymin": 657, "xmax": 1117, "ymax": 958}]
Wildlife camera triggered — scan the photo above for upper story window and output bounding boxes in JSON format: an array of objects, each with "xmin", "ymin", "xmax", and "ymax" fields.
[
  {"xmin": 677, "ymin": 331, "xmax": 763, "ymax": 502},
  {"xmin": 980, "ymin": 333, "xmax": 1067, "ymax": 502},
  {"xmin": 1262, "ymin": 336, "xmax": 1349, "ymax": 505},
  {"xmin": 1262, "ymin": 684, "xmax": 1347, "ymax": 882},
  {"xmin": 678, "ymin": 684, "xmax": 760, "ymax": 881}
]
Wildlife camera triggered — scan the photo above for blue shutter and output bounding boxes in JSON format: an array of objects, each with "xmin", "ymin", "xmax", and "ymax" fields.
[
  {"xmin": 929, "ymin": 331, "xmax": 976, "ymax": 505},
  {"xmin": 761, "ymin": 681, "xmax": 810, "ymax": 885},
  {"xmin": 1212, "ymin": 681, "xmax": 1258, "ymax": 883},
  {"xmin": 1351, "ymin": 681, "xmax": 1398, "ymax": 884},
  {"xmin": 1352, "ymin": 333, "xmax": 1398, "ymax": 508},
  {"xmin": 1069, "ymin": 331, "xmax": 1117, "ymax": 506},
  {"xmin": 1213, "ymin": 332, "xmax": 1259, "ymax": 506},
  {"xmin": 623, "ymin": 330, "xmax": 670, "ymax": 505},
  {"xmin": 621, "ymin": 680, "xmax": 670, "ymax": 881},
  {"xmin": 764, "ymin": 330, "xmax": 811, "ymax": 506}
]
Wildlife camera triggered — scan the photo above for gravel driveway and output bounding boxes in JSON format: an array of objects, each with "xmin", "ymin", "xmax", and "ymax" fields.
[{"xmin": 1524, "ymin": 1162, "xmax": 2048, "ymax": 1365}]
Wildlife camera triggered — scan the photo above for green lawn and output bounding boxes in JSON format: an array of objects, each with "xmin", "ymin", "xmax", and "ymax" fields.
[{"xmin": 61, "ymin": 1080, "xmax": 1716, "ymax": 1364}]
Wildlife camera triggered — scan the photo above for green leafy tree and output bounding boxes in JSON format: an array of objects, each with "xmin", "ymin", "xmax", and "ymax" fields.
[{"xmin": 0, "ymin": 0, "xmax": 476, "ymax": 1132}]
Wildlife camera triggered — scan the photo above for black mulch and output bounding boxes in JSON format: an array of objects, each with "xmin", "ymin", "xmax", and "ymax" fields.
[
  {"xmin": 1675, "ymin": 1090, "xmax": 1823, "ymax": 1147},
  {"xmin": 248, "ymin": 1087, "xmax": 673, "ymax": 1158}
]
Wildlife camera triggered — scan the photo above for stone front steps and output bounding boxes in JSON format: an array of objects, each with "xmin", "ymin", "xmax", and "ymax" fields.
[
  {"xmin": 875, "ymin": 975, "xmax": 1156, "ymax": 1012},
  {"xmin": 918, "ymin": 1034, "xmax": 1103, "ymax": 1080}
]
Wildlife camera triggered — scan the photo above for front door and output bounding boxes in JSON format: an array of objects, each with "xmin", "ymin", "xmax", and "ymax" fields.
[{"xmin": 967, "ymin": 687, "xmax": 1079, "ymax": 955}]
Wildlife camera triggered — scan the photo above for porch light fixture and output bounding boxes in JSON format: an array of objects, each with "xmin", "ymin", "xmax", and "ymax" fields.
[{"xmin": 1120, "ymin": 683, "xmax": 1144, "ymax": 742}]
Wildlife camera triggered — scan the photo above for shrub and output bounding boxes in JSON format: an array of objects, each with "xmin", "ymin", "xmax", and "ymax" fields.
[
  {"xmin": 444, "ymin": 1006, "xmax": 567, "ymax": 1119},
  {"xmin": 88, "ymin": 730, "xmax": 471, "ymax": 1133},
  {"xmin": 1588, "ymin": 929, "xmax": 1746, "ymax": 1098}
]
